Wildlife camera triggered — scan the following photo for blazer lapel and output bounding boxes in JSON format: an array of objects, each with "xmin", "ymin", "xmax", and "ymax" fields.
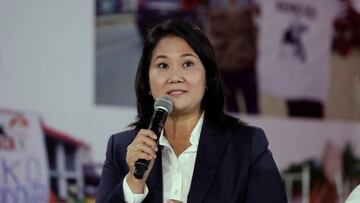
[
  {"xmin": 187, "ymin": 118, "xmax": 230, "ymax": 203},
  {"xmin": 145, "ymin": 148, "xmax": 163, "ymax": 202}
]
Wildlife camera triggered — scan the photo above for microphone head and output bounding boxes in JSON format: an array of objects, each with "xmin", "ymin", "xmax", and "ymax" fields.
[{"xmin": 154, "ymin": 95, "xmax": 174, "ymax": 113}]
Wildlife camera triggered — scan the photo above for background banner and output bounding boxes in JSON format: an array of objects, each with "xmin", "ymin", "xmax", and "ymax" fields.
[{"xmin": 0, "ymin": 109, "xmax": 49, "ymax": 203}]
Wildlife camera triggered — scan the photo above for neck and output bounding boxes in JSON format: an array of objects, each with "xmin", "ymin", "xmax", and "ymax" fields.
[
  {"xmin": 165, "ymin": 110, "xmax": 202, "ymax": 137},
  {"xmin": 163, "ymin": 110, "xmax": 202, "ymax": 156}
]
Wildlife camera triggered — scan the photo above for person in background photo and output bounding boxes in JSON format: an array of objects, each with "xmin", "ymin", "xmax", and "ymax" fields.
[
  {"xmin": 135, "ymin": 0, "xmax": 206, "ymax": 43},
  {"xmin": 207, "ymin": 0, "xmax": 259, "ymax": 114},
  {"xmin": 96, "ymin": 19, "xmax": 286, "ymax": 203}
]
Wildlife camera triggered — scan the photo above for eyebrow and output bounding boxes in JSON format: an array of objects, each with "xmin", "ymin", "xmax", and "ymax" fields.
[
  {"xmin": 153, "ymin": 53, "xmax": 198, "ymax": 61},
  {"xmin": 182, "ymin": 53, "xmax": 198, "ymax": 58}
]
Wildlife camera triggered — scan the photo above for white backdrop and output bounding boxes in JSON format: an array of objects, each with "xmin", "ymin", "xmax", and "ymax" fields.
[{"xmin": 0, "ymin": 0, "xmax": 136, "ymax": 163}]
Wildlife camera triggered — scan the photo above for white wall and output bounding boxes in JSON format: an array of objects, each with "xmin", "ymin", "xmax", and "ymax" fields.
[{"xmin": 0, "ymin": 0, "xmax": 137, "ymax": 163}]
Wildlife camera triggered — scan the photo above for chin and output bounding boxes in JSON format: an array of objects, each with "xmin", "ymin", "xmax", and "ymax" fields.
[
  {"xmin": 172, "ymin": 106, "xmax": 201, "ymax": 116},
  {"xmin": 170, "ymin": 106, "xmax": 188, "ymax": 115}
]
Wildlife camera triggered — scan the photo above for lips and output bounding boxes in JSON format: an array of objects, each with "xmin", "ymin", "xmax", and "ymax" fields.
[{"xmin": 166, "ymin": 89, "xmax": 187, "ymax": 96}]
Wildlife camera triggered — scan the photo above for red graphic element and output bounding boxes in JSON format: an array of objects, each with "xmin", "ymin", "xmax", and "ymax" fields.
[
  {"xmin": 43, "ymin": 125, "xmax": 90, "ymax": 149},
  {"xmin": 9, "ymin": 114, "xmax": 29, "ymax": 129},
  {"xmin": 0, "ymin": 137, "xmax": 15, "ymax": 150}
]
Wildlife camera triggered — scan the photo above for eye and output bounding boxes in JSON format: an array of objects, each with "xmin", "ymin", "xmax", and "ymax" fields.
[
  {"xmin": 183, "ymin": 61, "xmax": 194, "ymax": 68},
  {"xmin": 158, "ymin": 63, "xmax": 169, "ymax": 69}
]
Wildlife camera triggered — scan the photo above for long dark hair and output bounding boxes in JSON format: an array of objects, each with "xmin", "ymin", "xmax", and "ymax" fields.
[{"xmin": 131, "ymin": 19, "xmax": 241, "ymax": 129}]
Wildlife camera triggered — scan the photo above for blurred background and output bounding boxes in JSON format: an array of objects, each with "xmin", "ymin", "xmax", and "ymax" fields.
[{"xmin": 0, "ymin": 0, "xmax": 360, "ymax": 202}]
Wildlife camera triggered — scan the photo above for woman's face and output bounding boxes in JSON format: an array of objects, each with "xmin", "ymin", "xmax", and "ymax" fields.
[{"xmin": 149, "ymin": 35, "xmax": 206, "ymax": 116}]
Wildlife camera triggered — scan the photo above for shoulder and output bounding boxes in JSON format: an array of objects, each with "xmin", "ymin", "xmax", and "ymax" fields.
[
  {"xmin": 223, "ymin": 123, "xmax": 269, "ymax": 158},
  {"xmin": 205, "ymin": 114, "xmax": 267, "ymax": 145},
  {"xmin": 112, "ymin": 129, "xmax": 138, "ymax": 141},
  {"xmin": 105, "ymin": 129, "xmax": 138, "ymax": 152},
  {"xmin": 239, "ymin": 125, "xmax": 269, "ymax": 153},
  {"xmin": 104, "ymin": 129, "xmax": 138, "ymax": 163},
  {"xmin": 220, "ymin": 124, "xmax": 274, "ymax": 170},
  {"xmin": 226, "ymin": 122, "xmax": 268, "ymax": 145}
]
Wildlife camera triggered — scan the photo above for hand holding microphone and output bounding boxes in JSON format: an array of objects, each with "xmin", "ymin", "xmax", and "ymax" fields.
[{"xmin": 126, "ymin": 95, "xmax": 174, "ymax": 184}]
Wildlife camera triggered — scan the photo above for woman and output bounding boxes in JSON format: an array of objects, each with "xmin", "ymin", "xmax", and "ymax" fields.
[{"xmin": 96, "ymin": 19, "xmax": 287, "ymax": 203}]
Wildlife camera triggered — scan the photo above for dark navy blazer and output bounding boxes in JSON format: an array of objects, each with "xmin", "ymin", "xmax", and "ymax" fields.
[{"xmin": 96, "ymin": 117, "xmax": 287, "ymax": 203}]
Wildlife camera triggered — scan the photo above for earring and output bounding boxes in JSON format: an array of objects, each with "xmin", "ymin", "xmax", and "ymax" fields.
[
  {"xmin": 149, "ymin": 91, "xmax": 152, "ymax": 95},
  {"xmin": 205, "ymin": 87, "xmax": 208, "ymax": 92}
]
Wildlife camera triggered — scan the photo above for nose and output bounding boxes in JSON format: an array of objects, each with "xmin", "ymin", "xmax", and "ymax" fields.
[{"xmin": 168, "ymin": 66, "xmax": 184, "ymax": 83}]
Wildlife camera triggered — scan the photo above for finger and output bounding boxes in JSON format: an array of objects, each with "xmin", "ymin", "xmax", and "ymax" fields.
[
  {"xmin": 132, "ymin": 142, "xmax": 156, "ymax": 159},
  {"xmin": 138, "ymin": 129, "xmax": 157, "ymax": 140},
  {"xmin": 140, "ymin": 138, "xmax": 158, "ymax": 151},
  {"xmin": 138, "ymin": 143, "xmax": 157, "ymax": 158},
  {"xmin": 135, "ymin": 134, "xmax": 157, "ymax": 151},
  {"xmin": 128, "ymin": 152, "xmax": 155, "ymax": 167}
]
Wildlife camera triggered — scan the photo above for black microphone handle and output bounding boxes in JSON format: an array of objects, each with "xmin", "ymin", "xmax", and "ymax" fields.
[{"xmin": 134, "ymin": 109, "xmax": 168, "ymax": 179}]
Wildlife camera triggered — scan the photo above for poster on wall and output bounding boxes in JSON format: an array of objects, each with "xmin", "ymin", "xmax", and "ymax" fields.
[
  {"xmin": 94, "ymin": 0, "xmax": 205, "ymax": 107},
  {"xmin": 256, "ymin": 0, "xmax": 340, "ymax": 101},
  {"xmin": 0, "ymin": 109, "xmax": 49, "ymax": 203},
  {"xmin": 95, "ymin": 1, "xmax": 141, "ymax": 107}
]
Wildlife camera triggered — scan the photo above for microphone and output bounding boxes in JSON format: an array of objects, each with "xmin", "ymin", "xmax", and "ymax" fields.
[{"xmin": 134, "ymin": 95, "xmax": 174, "ymax": 179}]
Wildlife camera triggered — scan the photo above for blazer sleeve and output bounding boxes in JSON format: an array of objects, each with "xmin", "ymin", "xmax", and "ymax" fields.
[
  {"xmin": 96, "ymin": 134, "xmax": 127, "ymax": 203},
  {"xmin": 245, "ymin": 128, "xmax": 288, "ymax": 203}
]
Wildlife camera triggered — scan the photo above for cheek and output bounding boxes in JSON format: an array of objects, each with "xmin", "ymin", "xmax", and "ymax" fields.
[
  {"xmin": 149, "ymin": 74, "xmax": 164, "ymax": 94},
  {"xmin": 149, "ymin": 78, "xmax": 157, "ymax": 91},
  {"xmin": 198, "ymin": 71, "xmax": 207, "ymax": 89},
  {"xmin": 192, "ymin": 74, "xmax": 206, "ymax": 94},
  {"xmin": 148, "ymin": 71, "xmax": 157, "ymax": 86}
]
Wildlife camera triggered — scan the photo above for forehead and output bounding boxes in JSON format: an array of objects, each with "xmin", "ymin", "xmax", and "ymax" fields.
[{"xmin": 152, "ymin": 35, "xmax": 196, "ymax": 57}]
